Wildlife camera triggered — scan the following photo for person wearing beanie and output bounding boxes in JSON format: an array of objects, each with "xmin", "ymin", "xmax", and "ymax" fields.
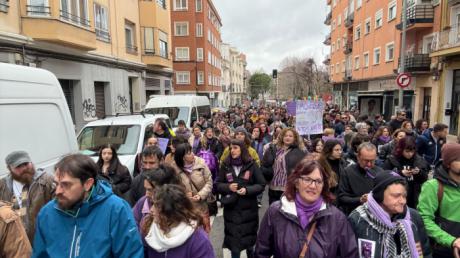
[
  {"xmin": 418, "ymin": 143, "xmax": 460, "ymax": 258},
  {"xmin": 349, "ymin": 172, "xmax": 432, "ymax": 258},
  {"xmin": 219, "ymin": 126, "xmax": 260, "ymax": 166}
]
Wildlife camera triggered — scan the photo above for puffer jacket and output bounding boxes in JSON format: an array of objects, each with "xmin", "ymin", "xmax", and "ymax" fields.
[{"xmin": 255, "ymin": 197, "xmax": 358, "ymax": 258}]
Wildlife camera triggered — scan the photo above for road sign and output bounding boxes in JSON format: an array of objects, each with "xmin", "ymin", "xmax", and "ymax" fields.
[{"xmin": 396, "ymin": 73, "xmax": 411, "ymax": 88}]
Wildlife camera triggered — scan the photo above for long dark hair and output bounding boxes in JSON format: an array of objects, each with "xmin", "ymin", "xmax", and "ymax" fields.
[
  {"xmin": 96, "ymin": 144, "xmax": 120, "ymax": 171},
  {"xmin": 174, "ymin": 142, "xmax": 193, "ymax": 169},
  {"xmin": 224, "ymin": 139, "xmax": 252, "ymax": 165},
  {"xmin": 321, "ymin": 139, "xmax": 342, "ymax": 159},
  {"xmin": 393, "ymin": 136, "xmax": 416, "ymax": 158}
]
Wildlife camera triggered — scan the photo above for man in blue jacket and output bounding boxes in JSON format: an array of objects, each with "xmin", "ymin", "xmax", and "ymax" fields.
[
  {"xmin": 416, "ymin": 123, "xmax": 448, "ymax": 166},
  {"xmin": 32, "ymin": 154, "xmax": 143, "ymax": 258}
]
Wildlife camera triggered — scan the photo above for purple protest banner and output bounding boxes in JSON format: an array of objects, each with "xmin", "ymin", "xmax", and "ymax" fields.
[{"xmin": 286, "ymin": 101, "xmax": 296, "ymax": 116}]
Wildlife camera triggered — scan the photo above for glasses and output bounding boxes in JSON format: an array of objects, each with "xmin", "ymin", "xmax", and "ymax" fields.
[{"xmin": 299, "ymin": 177, "xmax": 324, "ymax": 187}]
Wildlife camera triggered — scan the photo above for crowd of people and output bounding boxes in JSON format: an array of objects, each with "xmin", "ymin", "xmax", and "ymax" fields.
[{"xmin": 1, "ymin": 103, "xmax": 460, "ymax": 258}]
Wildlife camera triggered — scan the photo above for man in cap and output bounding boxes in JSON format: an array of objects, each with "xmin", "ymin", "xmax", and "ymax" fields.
[
  {"xmin": 0, "ymin": 151, "xmax": 54, "ymax": 242},
  {"xmin": 0, "ymin": 200, "xmax": 32, "ymax": 257},
  {"xmin": 418, "ymin": 143, "xmax": 460, "ymax": 258}
]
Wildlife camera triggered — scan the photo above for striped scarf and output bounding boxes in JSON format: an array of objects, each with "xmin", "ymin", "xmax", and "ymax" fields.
[
  {"xmin": 355, "ymin": 194, "xmax": 419, "ymax": 258},
  {"xmin": 271, "ymin": 147, "xmax": 290, "ymax": 190}
]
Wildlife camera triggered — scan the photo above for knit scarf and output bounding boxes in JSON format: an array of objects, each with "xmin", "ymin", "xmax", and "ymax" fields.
[
  {"xmin": 295, "ymin": 193, "xmax": 323, "ymax": 229},
  {"xmin": 271, "ymin": 147, "xmax": 290, "ymax": 189},
  {"xmin": 378, "ymin": 135, "xmax": 391, "ymax": 144},
  {"xmin": 356, "ymin": 193, "xmax": 419, "ymax": 258}
]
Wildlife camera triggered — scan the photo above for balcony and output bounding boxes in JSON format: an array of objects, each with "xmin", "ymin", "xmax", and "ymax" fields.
[
  {"xmin": 396, "ymin": 4, "xmax": 434, "ymax": 30},
  {"xmin": 323, "ymin": 33, "xmax": 331, "ymax": 45},
  {"xmin": 431, "ymin": 25, "xmax": 460, "ymax": 56},
  {"xmin": 324, "ymin": 11, "xmax": 332, "ymax": 25},
  {"xmin": 126, "ymin": 45, "xmax": 138, "ymax": 54},
  {"xmin": 343, "ymin": 40, "xmax": 353, "ymax": 54},
  {"xmin": 60, "ymin": 9, "xmax": 90, "ymax": 27},
  {"xmin": 400, "ymin": 54, "xmax": 431, "ymax": 72},
  {"xmin": 323, "ymin": 54, "xmax": 331, "ymax": 65},
  {"xmin": 26, "ymin": 5, "xmax": 51, "ymax": 16},
  {"xmin": 0, "ymin": 0, "xmax": 9, "ymax": 13},
  {"xmin": 345, "ymin": 13, "xmax": 354, "ymax": 28},
  {"xmin": 95, "ymin": 28, "xmax": 110, "ymax": 43}
]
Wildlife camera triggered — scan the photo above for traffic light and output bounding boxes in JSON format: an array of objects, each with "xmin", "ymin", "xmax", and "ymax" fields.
[{"xmin": 272, "ymin": 69, "xmax": 278, "ymax": 79}]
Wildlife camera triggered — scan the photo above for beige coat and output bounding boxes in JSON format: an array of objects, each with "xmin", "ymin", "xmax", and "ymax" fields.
[
  {"xmin": 0, "ymin": 202, "xmax": 32, "ymax": 258},
  {"xmin": 174, "ymin": 156, "xmax": 213, "ymax": 211}
]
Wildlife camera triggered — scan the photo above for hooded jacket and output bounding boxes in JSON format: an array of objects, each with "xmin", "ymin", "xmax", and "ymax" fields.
[
  {"xmin": 255, "ymin": 196, "xmax": 358, "ymax": 258},
  {"xmin": 416, "ymin": 128, "xmax": 445, "ymax": 165},
  {"xmin": 32, "ymin": 180, "xmax": 143, "ymax": 258},
  {"xmin": 417, "ymin": 164, "xmax": 460, "ymax": 249}
]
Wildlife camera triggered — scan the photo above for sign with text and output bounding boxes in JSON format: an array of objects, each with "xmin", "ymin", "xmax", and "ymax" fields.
[
  {"xmin": 157, "ymin": 137, "xmax": 169, "ymax": 154},
  {"xmin": 295, "ymin": 100, "xmax": 324, "ymax": 135}
]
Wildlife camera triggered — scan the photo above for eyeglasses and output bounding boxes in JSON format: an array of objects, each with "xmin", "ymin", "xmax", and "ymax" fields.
[{"xmin": 299, "ymin": 177, "xmax": 324, "ymax": 187}]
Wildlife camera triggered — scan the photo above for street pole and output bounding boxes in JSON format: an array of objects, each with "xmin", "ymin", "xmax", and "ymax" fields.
[{"xmin": 398, "ymin": 0, "xmax": 408, "ymax": 111}]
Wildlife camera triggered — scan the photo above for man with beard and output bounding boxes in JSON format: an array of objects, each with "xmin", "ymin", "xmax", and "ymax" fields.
[
  {"xmin": 32, "ymin": 154, "xmax": 143, "ymax": 257},
  {"xmin": 0, "ymin": 151, "xmax": 54, "ymax": 242}
]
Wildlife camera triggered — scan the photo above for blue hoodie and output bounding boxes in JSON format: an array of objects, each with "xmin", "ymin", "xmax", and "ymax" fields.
[{"xmin": 32, "ymin": 180, "xmax": 143, "ymax": 258}]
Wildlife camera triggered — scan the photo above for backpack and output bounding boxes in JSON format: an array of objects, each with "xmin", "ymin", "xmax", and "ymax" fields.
[{"xmin": 197, "ymin": 149, "xmax": 219, "ymax": 177}]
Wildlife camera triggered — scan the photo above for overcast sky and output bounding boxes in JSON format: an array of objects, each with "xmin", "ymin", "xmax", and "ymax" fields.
[{"xmin": 213, "ymin": 0, "xmax": 330, "ymax": 73}]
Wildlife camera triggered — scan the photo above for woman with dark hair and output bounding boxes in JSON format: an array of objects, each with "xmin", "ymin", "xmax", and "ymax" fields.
[
  {"xmin": 319, "ymin": 139, "xmax": 347, "ymax": 196},
  {"xmin": 382, "ymin": 136, "xmax": 429, "ymax": 208},
  {"xmin": 258, "ymin": 122, "xmax": 272, "ymax": 143},
  {"xmin": 371, "ymin": 126, "xmax": 392, "ymax": 149},
  {"xmin": 140, "ymin": 184, "xmax": 215, "ymax": 258},
  {"xmin": 309, "ymin": 138, "xmax": 324, "ymax": 160},
  {"xmin": 216, "ymin": 140, "xmax": 265, "ymax": 258},
  {"xmin": 261, "ymin": 128, "xmax": 307, "ymax": 204},
  {"xmin": 189, "ymin": 126, "xmax": 203, "ymax": 154},
  {"xmin": 96, "ymin": 144, "xmax": 131, "ymax": 196},
  {"xmin": 255, "ymin": 160, "xmax": 358, "ymax": 258},
  {"xmin": 251, "ymin": 126, "xmax": 270, "ymax": 160},
  {"xmin": 378, "ymin": 128, "xmax": 407, "ymax": 161},
  {"xmin": 164, "ymin": 137, "xmax": 187, "ymax": 166},
  {"xmin": 402, "ymin": 120, "xmax": 417, "ymax": 137},
  {"xmin": 173, "ymin": 143, "xmax": 213, "ymax": 233},
  {"xmin": 415, "ymin": 119, "xmax": 428, "ymax": 136}
]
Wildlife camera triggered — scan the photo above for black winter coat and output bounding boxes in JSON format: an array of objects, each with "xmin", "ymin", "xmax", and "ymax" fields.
[
  {"xmin": 382, "ymin": 154, "xmax": 429, "ymax": 208},
  {"xmin": 216, "ymin": 160, "xmax": 265, "ymax": 253},
  {"xmin": 98, "ymin": 160, "xmax": 131, "ymax": 197},
  {"xmin": 261, "ymin": 144, "xmax": 306, "ymax": 182}
]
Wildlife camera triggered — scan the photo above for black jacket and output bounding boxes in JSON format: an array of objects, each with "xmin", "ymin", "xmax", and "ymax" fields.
[
  {"xmin": 378, "ymin": 140, "xmax": 396, "ymax": 160},
  {"xmin": 382, "ymin": 154, "xmax": 429, "ymax": 208},
  {"xmin": 97, "ymin": 160, "xmax": 131, "ymax": 197},
  {"xmin": 261, "ymin": 144, "xmax": 306, "ymax": 182},
  {"xmin": 338, "ymin": 164, "xmax": 385, "ymax": 215},
  {"xmin": 127, "ymin": 173, "xmax": 146, "ymax": 206},
  {"xmin": 216, "ymin": 160, "xmax": 265, "ymax": 253}
]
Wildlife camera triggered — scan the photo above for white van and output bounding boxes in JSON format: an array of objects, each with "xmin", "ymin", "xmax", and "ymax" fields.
[
  {"xmin": 0, "ymin": 63, "xmax": 78, "ymax": 178},
  {"xmin": 77, "ymin": 114, "xmax": 171, "ymax": 174},
  {"xmin": 144, "ymin": 95, "xmax": 211, "ymax": 129}
]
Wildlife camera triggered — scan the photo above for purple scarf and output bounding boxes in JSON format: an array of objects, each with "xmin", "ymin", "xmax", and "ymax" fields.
[
  {"xmin": 295, "ymin": 193, "xmax": 323, "ymax": 229},
  {"xmin": 378, "ymin": 135, "xmax": 391, "ymax": 144},
  {"xmin": 230, "ymin": 157, "xmax": 243, "ymax": 167},
  {"xmin": 367, "ymin": 193, "xmax": 419, "ymax": 258},
  {"xmin": 183, "ymin": 161, "xmax": 194, "ymax": 173}
]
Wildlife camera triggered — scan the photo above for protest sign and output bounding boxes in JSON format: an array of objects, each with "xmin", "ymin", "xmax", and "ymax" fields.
[
  {"xmin": 157, "ymin": 137, "xmax": 169, "ymax": 154},
  {"xmin": 295, "ymin": 100, "xmax": 324, "ymax": 135}
]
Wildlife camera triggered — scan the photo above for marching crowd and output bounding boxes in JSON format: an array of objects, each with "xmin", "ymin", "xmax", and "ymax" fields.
[{"xmin": 1, "ymin": 104, "xmax": 460, "ymax": 258}]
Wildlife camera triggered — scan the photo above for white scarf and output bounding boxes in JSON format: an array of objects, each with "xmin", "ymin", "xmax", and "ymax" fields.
[{"xmin": 145, "ymin": 221, "xmax": 197, "ymax": 252}]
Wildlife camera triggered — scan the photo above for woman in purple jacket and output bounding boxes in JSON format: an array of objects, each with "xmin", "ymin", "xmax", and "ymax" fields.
[{"xmin": 255, "ymin": 159, "xmax": 359, "ymax": 258}]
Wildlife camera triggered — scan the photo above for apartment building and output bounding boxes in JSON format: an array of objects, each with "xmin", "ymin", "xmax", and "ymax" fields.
[
  {"xmin": 219, "ymin": 42, "xmax": 231, "ymax": 107},
  {"xmin": 229, "ymin": 50, "xmax": 247, "ymax": 106},
  {"xmin": 170, "ymin": 0, "xmax": 222, "ymax": 107},
  {"xmin": 0, "ymin": 0, "xmax": 173, "ymax": 130},
  {"xmin": 326, "ymin": 0, "xmax": 440, "ymax": 121}
]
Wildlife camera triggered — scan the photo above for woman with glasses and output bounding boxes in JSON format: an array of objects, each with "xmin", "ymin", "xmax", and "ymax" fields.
[{"xmin": 255, "ymin": 159, "xmax": 358, "ymax": 258}]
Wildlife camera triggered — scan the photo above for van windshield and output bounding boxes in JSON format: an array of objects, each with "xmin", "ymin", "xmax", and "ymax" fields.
[
  {"xmin": 77, "ymin": 125, "xmax": 141, "ymax": 155},
  {"xmin": 145, "ymin": 107, "xmax": 189, "ymax": 127}
]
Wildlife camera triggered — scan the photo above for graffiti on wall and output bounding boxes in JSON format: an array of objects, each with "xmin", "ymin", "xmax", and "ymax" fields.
[
  {"xmin": 82, "ymin": 98, "xmax": 96, "ymax": 119},
  {"xmin": 114, "ymin": 95, "xmax": 129, "ymax": 113}
]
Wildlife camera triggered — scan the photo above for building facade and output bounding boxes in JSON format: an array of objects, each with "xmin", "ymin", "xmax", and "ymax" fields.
[
  {"xmin": 326, "ymin": 0, "xmax": 440, "ymax": 122},
  {"xmin": 170, "ymin": 0, "xmax": 222, "ymax": 107},
  {"xmin": 229, "ymin": 48, "xmax": 246, "ymax": 106},
  {"xmin": 0, "ymin": 0, "xmax": 173, "ymax": 130},
  {"xmin": 219, "ymin": 42, "xmax": 231, "ymax": 107}
]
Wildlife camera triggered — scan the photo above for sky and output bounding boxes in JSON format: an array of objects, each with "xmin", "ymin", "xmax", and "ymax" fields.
[{"xmin": 213, "ymin": 0, "xmax": 330, "ymax": 73}]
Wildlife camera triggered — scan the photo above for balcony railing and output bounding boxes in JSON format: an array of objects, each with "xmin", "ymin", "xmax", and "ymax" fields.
[
  {"xmin": 323, "ymin": 33, "xmax": 331, "ymax": 45},
  {"xmin": 0, "ymin": 0, "xmax": 9, "ymax": 13},
  {"xmin": 433, "ymin": 24, "xmax": 460, "ymax": 52},
  {"xmin": 126, "ymin": 44, "xmax": 138, "ymax": 53},
  {"xmin": 345, "ymin": 13, "xmax": 354, "ymax": 28},
  {"xmin": 324, "ymin": 11, "xmax": 332, "ymax": 25},
  {"xmin": 27, "ymin": 5, "xmax": 51, "ymax": 16},
  {"xmin": 396, "ymin": 4, "xmax": 434, "ymax": 30},
  {"xmin": 95, "ymin": 28, "xmax": 110, "ymax": 42},
  {"xmin": 60, "ymin": 9, "xmax": 90, "ymax": 27},
  {"xmin": 400, "ymin": 54, "xmax": 431, "ymax": 72},
  {"xmin": 343, "ymin": 41, "xmax": 353, "ymax": 54},
  {"xmin": 144, "ymin": 48, "xmax": 155, "ymax": 55}
]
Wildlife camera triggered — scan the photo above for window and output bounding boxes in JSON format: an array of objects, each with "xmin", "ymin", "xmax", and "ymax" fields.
[
  {"xmin": 335, "ymin": 63, "xmax": 339, "ymax": 74},
  {"xmin": 156, "ymin": 0, "xmax": 166, "ymax": 9},
  {"xmin": 207, "ymin": 29, "xmax": 211, "ymax": 42},
  {"xmin": 195, "ymin": 0, "xmax": 202, "ymax": 12},
  {"xmin": 341, "ymin": 60, "xmax": 346, "ymax": 72},
  {"xmin": 208, "ymin": 73, "xmax": 212, "ymax": 85},
  {"xmin": 374, "ymin": 47, "xmax": 381, "ymax": 65},
  {"xmin": 385, "ymin": 42, "xmax": 394, "ymax": 62},
  {"xmin": 143, "ymin": 27, "xmax": 154, "ymax": 54},
  {"xmin": 363, "ymin": 52, "xmax": 369, "ymax": 67},
  {"xmin": 375, "ymin": 9, "xmax": 383, "ymax": 28},
  {"xmin": 175, "ymin": 47, "xmax": 189, "ymax": 61},
  {"xmin": 60, "ymin": 0, "xmax": 89, "ymax": 27},
  {"xmin": 94, "ymin": 3, "xmax": 110, "ymax": 42},
  {"xmin": 197, "ymin": 48, "xmax": 204, "ymax": 61},
  {"xmin": 196, "ymin": 23, "xmax": 203, "ymax": 37},
  {"xmin": 355, "ymin": 25, "xmax": 361, "ymax": 40},
  {"xmin": 0, "ymin": 0, "xmax": 9, "ymax": 13},
  {"xmin": 27, "ymin": 0, "xmax": 50, "ymax": 16},
  {"xmin": 197, "ymin": 71, "xmax": 204, "ymax": 85},
  {"xmin": 338, "ymin": 14, "xmax": 342, "ymax": 26},
  {"xmin": 357, "ymin": 0, "xmax": 362, "ymax": 9},
  {"xmin": 176, "ymin": 72, "xmax": 190, "ymax": 84},
  {"xmin": 173, "ymin": 0, "xmax": 187, "ymax": 11},
  {"xmin": 337, "ymin": 39, "xmax": 341, "ymax": 48},
  {"xmin": 208, "ymin": 51, "xmax": 212, "ymax": 64},
  {"xmin": 354, "ymin": 56, "xmax": 360, "ymax": 70},
  {"xmin": 125, "ymin": 20, "xmax": 137, "ymax": 53},
  {"xmin": 332, "ymin": 43, "xmax": 335, "ymax": 52},
  {"xmin": 365, "ymin": 18, "xmax": 371, "ymax": 34},
  {"xmin": 388, "ymin": 1, "xmax": 397, "ymax": 21},
  {"xmin": 422, "ymin": 34, "xmax": 434, "ymax": 54},
  {"xmin": 174, "ymin": 22, "xmax": 188, "ymax": 36},
  {"xmin": 159, "ymin": 31, "xmax": 168, "ymax": 58}
]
